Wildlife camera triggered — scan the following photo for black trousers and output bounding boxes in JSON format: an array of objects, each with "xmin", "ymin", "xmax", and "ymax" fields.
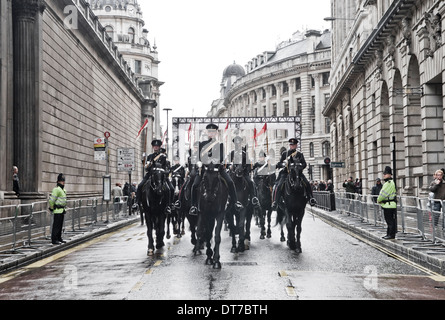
[
  {"xmin": 51, "ymin": 213, "xmax": 65, "ymax": 243},
  {"xmin": 273, "ymin": 170, "xmax": 312, "ymax": 203},
  {"xmin": 383, "ymin": 207, "xmax": 397, "ymax": 237}
]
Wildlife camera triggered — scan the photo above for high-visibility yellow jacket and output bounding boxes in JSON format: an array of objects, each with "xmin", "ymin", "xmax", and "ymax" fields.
[
  {"xmin": 49, "ymin": 186, "xmax": 67, "ymax": 214},
  {"xmin": 377, "ymin": 178, "xmax": 397, "ymax": 209}
]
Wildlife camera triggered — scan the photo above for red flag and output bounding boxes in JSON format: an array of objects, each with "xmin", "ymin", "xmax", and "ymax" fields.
[
  {"xmin": 136, "ymin": 118, "xmax": 149, "ymax": 140},
  {"xmin": 225, "ymin": 119, "xmax": 229, "ymax": 131},
  {"xmin": 254, "ymin": 128, "xmax": 258, "ymax": 147},
  {"xmin": 187, "ymin": 122, "xmax": 192, "ymax": 141},
  {"xmin": 161, "ymin": 130, "xmax": 167, "ymax": 145},
  {"xmin": 255, "ymin": 123, "xmax": 267, "ymax": 138}
]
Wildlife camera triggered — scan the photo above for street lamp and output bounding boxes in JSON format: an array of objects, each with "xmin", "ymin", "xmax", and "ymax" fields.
[{"xmin": 163, "ymin": 108, "xmax": 172, "ymax": 158}]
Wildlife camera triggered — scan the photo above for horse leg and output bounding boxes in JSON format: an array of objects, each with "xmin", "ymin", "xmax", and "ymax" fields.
[
  {"xmin": 166, "ymin": 214, "xmax": 171, "ymax": 239},
  {"xmin": 259, "ymin": 208, "xmax": 266, "ymax": 239},
  {"xmin": 286, "ymin": 211, "xmax": 297, "ymax": 250},
  {"xmin": 212, "ymin": 213, "xmax": 225, "ymax": 269},
  {"xmin": 244, "ymin": 207, "xmax": 252, "ymax": 250},
  {"xmin": 205, "ymin": 219, "xmax": 215, "ymax": 265},
  {"xmin": 156, "ymin": 213, "xmax": 166, "ymax": 249},
  {"xmin": 145, "ymin": 211, "xmax": 155, "ymax": 255},
  {"xmin": 295, "ymin": 212, "xmax": 303, "ymax": 253},
  {"xmin": 193, "ymin": 214, "xmax": 203, "ymax": 255},
  {"xmin": 237, "ymin": 209, "xmax": 245, "ymax": 253},
  {"xmin": 266, "ymin": 209, "xmax": 272, "ymax": 238}
]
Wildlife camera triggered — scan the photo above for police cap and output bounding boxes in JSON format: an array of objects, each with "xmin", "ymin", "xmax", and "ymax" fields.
[
  {"xmin": 57, "ymin": 173, "xmax": 65, "ymax": 182},
  {"xmin": 288, "ymin": 138, "xmax": 298, "ymax": 145},
  {"xmin": 383, "ymin": 166, "xmax": 392, "ymax": 175},
  {"xmin": 151, "ymin": 139, "xmax": 162, "ymax": 146},
  {"xmin": 206, "ymin": 123, "xmax": 219, "ymax": 130}
]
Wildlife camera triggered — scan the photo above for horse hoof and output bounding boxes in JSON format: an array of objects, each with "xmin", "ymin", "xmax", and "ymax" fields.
[
  {"xmin": 147, "ymin": 249, "xmax": 154, "ymax": 256},
  {"xmin": 296, "ymin": 247, "xmax": 302, "ymax": 253},
  {"xmin": 260, "ymin": 234, "xmax": 265, "ymax": 240},
  {"xmin": 213, "ymin": 262, "xmax": 222, "ymax": 269},
  {"xmin": 280, "ymin": 236, "xmax": 286, "ymax": 242},
  {"xmin": 205, "ymin": 258, "xmax": 213, "ymax": 265},
  {"xmin": 166, "ymin": 235, "xmax": 171, "ymax": 239},
  {"xmin": 194, "ymin": 249, "xmax": 202, "ymax": 256},
  {"xmin": 230, "ymin": 247, "xmax": 237, "ymax": 253}
]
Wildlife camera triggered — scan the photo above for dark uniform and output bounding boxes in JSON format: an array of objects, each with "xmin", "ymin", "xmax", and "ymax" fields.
[
  {"xmin": 189, "ymin": 123, "xmax": 241, "ymax": 215},
  {"xmin": 252, "ymin": 151, "xmax": 276, "ymax": 183},
  {"xmin": 137, "ymin": 139, "xmax": 175, "ymax": 212},
  {"xmin": 272, "ymin": 138, "xmax": 316, "ymax": 209},
  {"xmin": 229, "ymin": 136, "xmax": 258, "ymax": 206}
]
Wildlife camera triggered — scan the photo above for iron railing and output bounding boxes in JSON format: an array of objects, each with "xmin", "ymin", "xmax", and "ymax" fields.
[{"xmin": 313, "ymin": 191, "xmax": 445, "ymax": 243}]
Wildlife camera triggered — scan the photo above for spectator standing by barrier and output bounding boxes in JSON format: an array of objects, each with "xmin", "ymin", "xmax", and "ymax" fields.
[
  {"xmin": 377, "ymin": 166, "xmax": 397, "ymax": 240},
  {"xmin": 49, "ymin": 174, "xmax": 67, "ymax": 245},
  {"xmin": 112, "ymin": 183, "xmax": 123, "ymax": 213},
  {"xmin": 343, "ymin": 177, "xmax": 355, "ymax": 199},
  {"xmin": 12, "ymin": 166, "xmax": 20, "ymax": 197},
  {"xmin": 371, "ymin": 178, "xmax": 382, "ymax": 203},
  {"xmin": 428, "ymin": 169, "xmax": 445, "ymax": 226}
]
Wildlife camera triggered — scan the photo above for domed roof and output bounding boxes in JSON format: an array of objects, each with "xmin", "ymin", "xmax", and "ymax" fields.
[{"xmin": 223, "ymin": 62, "xmax": 245, "ymax": 78}]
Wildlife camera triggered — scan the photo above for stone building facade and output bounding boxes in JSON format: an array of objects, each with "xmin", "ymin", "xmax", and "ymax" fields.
[
  {"xmin": 0, "ymin": 0, "xmax": 158, "ymax": 203},
  {"xmin": 323, "ymin": 0, "xmax": 445, "ymax": 196},
  {"xmin": 209, "ymin": 30, "xmax": 332, "ymax": 181}
]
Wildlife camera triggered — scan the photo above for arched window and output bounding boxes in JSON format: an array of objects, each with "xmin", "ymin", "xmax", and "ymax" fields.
[
  {"xmin": 105, "ymin": 25, "xmax": 114, "ymax": 41},
  {"xmin": 128, "ymin": 28, "xmax": 135, "ymax": 43}
]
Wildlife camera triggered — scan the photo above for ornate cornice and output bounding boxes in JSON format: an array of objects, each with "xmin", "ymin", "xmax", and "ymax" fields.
[{"xmin": 12, "ymin": 0, "xmax": 40, "ymax": 19}]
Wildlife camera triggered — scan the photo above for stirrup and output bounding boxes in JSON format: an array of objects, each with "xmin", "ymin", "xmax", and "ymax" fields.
[
  {"xmin": 252, "ymin": 197, "xmax": 259, "ymax": 206},
  {"xmin": 309, "ymin": 198, "xmax": 317, "ymax": 206},
  {"xmin": 165, "ymin": 206, "xmax": 172, "ymax": 214},
  {"xmin": 235, "ymin": 201, "xmax": 244, "ymax": 210},
  {"xmin": 189, "ymin": 206, "xmax": 198, "ymax": 216},
  {"xmin": 174, "ymin": 200, "xmax": 181, "ymax": 209}
]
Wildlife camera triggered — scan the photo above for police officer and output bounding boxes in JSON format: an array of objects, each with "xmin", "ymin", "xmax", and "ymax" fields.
[
  {"xmin": 49, "ymin": 173, "xmax": 67, "ymax": 245},
  {"xmin": 137, "ymin": 139, "xmax": 175, "ymax": 213},
  {"xmin": 189, "ymin": 123, "xmax": 241, "ymax": 215},
  {"xmin": 253, "ymin": 151, "xmax": 276, "ymax": 182},
  {"xmin": 271, "ymin": 138, "xmax": 316, "ymax": 209},
  {"xmin": 377, "ymin": 166, "xmax": 397, "ymax": 239},
  {"xmin": 170, "ymin": 156, "xmax": 185, "ymax": 181},
  {"xmin": 229, "ymin": 136, "xmax": 259, "ymax": 207}
]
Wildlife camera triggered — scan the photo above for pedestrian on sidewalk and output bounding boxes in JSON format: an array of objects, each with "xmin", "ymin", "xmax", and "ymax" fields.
[
  {"xmin": 371, "ymin": 178, "xmax": 382, "ymax": 203},
  {"xmin": 49, "ymin": 174, "xmax": 67, "ymax": 245},
  {"xmin": 428, "ymin": 169, "xmax": 445, "ymax": 225},
  {"xmin": 377, "ymin": 166, "xmax": 397, "ymax": 240},
  {"xmin": 12, "ymin": 166, "xmax": 20, "ymax": 197}
]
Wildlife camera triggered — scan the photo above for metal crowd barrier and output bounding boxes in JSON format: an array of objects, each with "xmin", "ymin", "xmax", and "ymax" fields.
[
  {"xmin": 0, "ymin": 196, "xmax": 130, "ymax": 253},
  {"xmin": 314, "ymin": 191, "xmax": 445, "ymax": 244}
]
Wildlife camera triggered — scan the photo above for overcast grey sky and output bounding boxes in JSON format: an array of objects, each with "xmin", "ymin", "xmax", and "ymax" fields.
[{"xmin": 140, "ymin": 0, "xmax": 331, "ymax": 125}]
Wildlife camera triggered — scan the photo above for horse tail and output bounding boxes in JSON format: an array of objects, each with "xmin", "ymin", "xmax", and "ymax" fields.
[{"xmin": 274, "ymin": 208, "xmax": 286, "ymax": 227}]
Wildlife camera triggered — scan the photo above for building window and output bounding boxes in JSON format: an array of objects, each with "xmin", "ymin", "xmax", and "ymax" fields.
[
  {"xmin": 311, "ymin": 96, "xmax": 315, "ymax": 115},
  {"xmin": 271, "ymin": 85, "xmax": 277, "ymax": 97},
  {"xmin": 262, "ymin": 88, "xmax": 266, "ymax": 99},
  {"xmin": 322, "ymin": 141, "xmax": 330, "ymax": 157},
  {"xmin": 312, "ymin": 119, "xmax": 315, "ymax": 133},
  {"xmin": 128, "ymin": 27, "xmax": 135, "ymax": 43},
  {"xmin": 272, "ymin": 104, "xmax": 277, "ymax": 116},
  {"xmin": 296, "ymin": 98, "xmax": 302, "ymax": 116},
  {"xmin": 263, "ymin": 106, "xmax": 266, "ymax": 117},
  {"xmin": 284, "ymin": 101, "xmax": 289, "ymax": 116},
  {"xmin": 105, "ymin": 25, "xmax": 114, "ymax": 41},
  {"xmin": 135, "ymin": 60, "xmax": 142, "ymax": 74},
  {"xmin": 311, "ymin": 76, "xmax": 315, "ymax": 88},
  {"xmin": 309, "ymin": 142, "xmax": 314, "ymax": 158},
  {"xmin": 325, "ymin": 117, "xmax": 330, "ymax": 134},
  {"xmin": 295, "ymin": 78, "xmax": 301, "ymax": 91},
  {"xmin": 324, "ymin": 93, "xmax": 330, "ymax": 105},
  {"xmin": 322, "ymin": 72, "xmax": 330, "ymax": 86},
  {"xmin": 282, "ymin": 81, "xmax": 289, "ymax": 94}
]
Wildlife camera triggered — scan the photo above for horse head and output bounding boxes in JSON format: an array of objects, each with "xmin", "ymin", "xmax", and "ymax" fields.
[
  {"xmin": 201, "ymin": 163, "xmax": 221, "ymax": 203},
  {"xmin": 150, "ymin": 164, "xmax": 166, "ymax": 196},
  {"xmin": 287, "ymin": 162, "xmax": 304, "ymax": 191}
]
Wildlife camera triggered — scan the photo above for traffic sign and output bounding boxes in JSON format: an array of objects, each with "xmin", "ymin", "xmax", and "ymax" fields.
[
  {"xmin": 117, "ymin": 148, "xmax": 135, "ymax": 171},
  {"xmin": 330, "ymin": 162, "xmax": 345, "ymax": 168}
]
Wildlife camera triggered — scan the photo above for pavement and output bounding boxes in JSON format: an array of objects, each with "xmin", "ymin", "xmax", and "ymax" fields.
[
  {"xmin": 310, "ymin": 206, "xmax": 445, "ymax": 276},
  {"xmin": 1, "ymin": 207, "xmax": 445, "ymax": 277},
  {"xmin": 0, "ymin": 214, "xmax": 140, "ymax": 274}
]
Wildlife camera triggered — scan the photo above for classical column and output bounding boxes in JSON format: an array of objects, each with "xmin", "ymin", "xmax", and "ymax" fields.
[{"xmin": 12, "ymin": 0, "xmax": 42, "ymax": 197}]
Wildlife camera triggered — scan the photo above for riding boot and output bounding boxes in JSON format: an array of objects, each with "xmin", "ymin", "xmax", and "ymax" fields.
[{"xmin": 189, "ymin": 174, "xmax": 201, "ymax": 215}]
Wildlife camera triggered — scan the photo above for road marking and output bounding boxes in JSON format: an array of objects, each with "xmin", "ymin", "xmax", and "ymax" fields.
[{"xmin": 286, "ymin": 286, "xmax": 298, "ymax": 297}]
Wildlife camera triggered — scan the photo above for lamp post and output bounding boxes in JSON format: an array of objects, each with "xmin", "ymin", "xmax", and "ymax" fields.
[{"xmin": 163, "ymin": 108, "xmax": 172, "ymax": 158}]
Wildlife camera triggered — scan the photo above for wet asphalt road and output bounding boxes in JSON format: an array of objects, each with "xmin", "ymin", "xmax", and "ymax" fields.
[{"xmin": 1, "ymin": 209, "xmax": 445, "ymax": 301}]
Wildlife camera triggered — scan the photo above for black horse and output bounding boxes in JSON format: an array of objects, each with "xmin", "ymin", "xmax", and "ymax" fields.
[
  {"xmin": 193, "ymin": 163, "xmax": 228, "ymax": 269},
  {"xmin": 227, "ymin": 164, "xmax": 253, "ymax": 253},
  {"xmin": 179, "ymin": 172, "xmax": 199, "ymax": 247},
  {"xmin": 276, "ymin": 162, "xmax": 308, "ymax": 252},
  {"xmin": 254, "ymin": 172, "xmax": 274, "ymax": 239},
  {"xmin": 140, "ymin": 164, "xmax": 170, "ymax": 256},
  {"xmin": 166, "ymin": 171, "xmax": 184, "ymax": 239}
]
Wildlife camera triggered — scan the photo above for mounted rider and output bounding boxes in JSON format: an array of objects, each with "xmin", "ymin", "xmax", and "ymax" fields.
[
  {"xmin": 229, "ymin": 136, "xmax": 259, "ymax": 207},
  {"xmin": 271, "ymin": 138, "xmax": 317, "ymax": 209},
  {"xmin": 137, "ymin": 139, "xmax": 175, "ymax": 214},
  {"xmin": 252, "ymin": 150, "xmax": 276, "ymax": 185},
  {"xmin": 189, "ymin": 123, "xmax": 242, "ymax": 215}
]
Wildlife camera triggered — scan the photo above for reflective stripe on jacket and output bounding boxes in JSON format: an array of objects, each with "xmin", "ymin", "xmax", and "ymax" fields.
[
  {"xmin": 377, "ymin": 179, "xmax": 397, "ymax": 209},
  {"xmin": 49, "ymin": 186, "xmax": 67, "ymax": 214}
]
